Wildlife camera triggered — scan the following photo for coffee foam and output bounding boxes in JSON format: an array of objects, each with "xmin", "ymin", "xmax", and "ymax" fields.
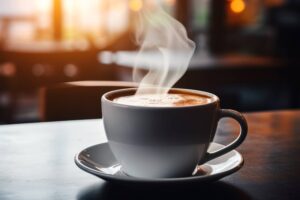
[{"xmin": 113, "ymin": 93, "xmax": 211, "ymax": 107}]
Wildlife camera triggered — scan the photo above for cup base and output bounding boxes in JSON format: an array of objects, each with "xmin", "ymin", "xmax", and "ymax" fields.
[{"xmin": 108, "ymin": 140, "xmax": 208, "ymax": 179}]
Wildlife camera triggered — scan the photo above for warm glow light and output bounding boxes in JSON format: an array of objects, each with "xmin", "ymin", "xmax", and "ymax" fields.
[
  {"xmin": 36, "ymin": 0, "xmax": 51, "ymax": 12},
  {"xmin": 230, "ymin": 0, "xmax": 245, "ymax": 14},
  {"xmin": 129, "ymin": 0, "xmax": 143, "ymax": 12}
]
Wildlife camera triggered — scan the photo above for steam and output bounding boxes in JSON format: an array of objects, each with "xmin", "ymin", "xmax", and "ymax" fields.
[{"xmin": 133, "ymin": 0, "xmax": 195, "ymax": 95}]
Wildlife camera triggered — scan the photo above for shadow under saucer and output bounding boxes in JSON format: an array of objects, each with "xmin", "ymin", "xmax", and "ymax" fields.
[{"xmin": 77, "ymin": 181, "xmax": 252, "ymax": 200}]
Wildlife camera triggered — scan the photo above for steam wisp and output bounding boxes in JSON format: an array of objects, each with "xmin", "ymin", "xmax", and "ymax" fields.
[{"xmin": 133, "ymin": 0, "xmax": 195, "ymax": 95}]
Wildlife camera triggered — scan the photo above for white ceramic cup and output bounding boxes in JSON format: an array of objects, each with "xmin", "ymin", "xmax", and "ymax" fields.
[{"xmin": 102, "ymin": 88, "xmax": 247, "ymax": 178}]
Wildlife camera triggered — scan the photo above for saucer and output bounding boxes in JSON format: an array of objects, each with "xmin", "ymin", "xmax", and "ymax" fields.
[{"xmin": 75, "ymin": 142, "xmax": 243, "ymax": 184}]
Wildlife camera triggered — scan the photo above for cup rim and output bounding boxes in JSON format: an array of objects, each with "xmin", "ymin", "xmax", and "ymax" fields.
[{"xmin": 102, "ymin": 88, "xmax": 219, "ymax": 109}]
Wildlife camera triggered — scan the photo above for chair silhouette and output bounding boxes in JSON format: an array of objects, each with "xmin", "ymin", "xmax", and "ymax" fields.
[{"xmin": 39, "ymin": 81, "xmax": 137, "ymax": 121}]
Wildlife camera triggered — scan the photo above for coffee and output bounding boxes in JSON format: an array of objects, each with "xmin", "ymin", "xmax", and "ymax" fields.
[{"xmin": 113, "ymin": 93, "xmax": 211, "ymax": 107}]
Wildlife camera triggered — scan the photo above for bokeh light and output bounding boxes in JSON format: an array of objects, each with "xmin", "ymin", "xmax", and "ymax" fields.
[
  {"xmin": 64, "ymin": 64, "xmax": 78, "ymax": 77},
  {"xmin": 129, "ymin": 0, "xmax": 143, "ymax": 12},
  {"xmin": 230, "ymin": 0, "xmax": 246, "ymax": 14},
  {"xmin": 0, "ymin": 63, "xmax": 16, "ymax": 77}
]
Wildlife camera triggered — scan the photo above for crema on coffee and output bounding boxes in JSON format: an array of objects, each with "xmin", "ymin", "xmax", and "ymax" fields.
[{"xmin": 113, "ymin": 93, "xmax": 212, "ymax": 107}]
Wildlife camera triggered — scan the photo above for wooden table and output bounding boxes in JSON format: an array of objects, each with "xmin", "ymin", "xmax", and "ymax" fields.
[{"xmin": 0, "ymin": 110, "xmax": 300, "ymax": 200}]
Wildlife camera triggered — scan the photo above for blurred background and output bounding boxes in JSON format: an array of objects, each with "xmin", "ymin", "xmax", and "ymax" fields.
[{"xmin": 0, "ymin": 0, "xmax": 299, "ymax": 124}]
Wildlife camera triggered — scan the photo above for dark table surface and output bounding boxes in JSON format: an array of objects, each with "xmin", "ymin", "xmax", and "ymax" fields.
[{"xmin": 0, "ymin": 110, "xmax": 300, "ymax": 200}]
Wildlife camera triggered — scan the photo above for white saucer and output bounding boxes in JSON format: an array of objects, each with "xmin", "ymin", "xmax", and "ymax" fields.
[{"xmin": 75, "ymin": 142, "xmax": 243, "ymax": 184}]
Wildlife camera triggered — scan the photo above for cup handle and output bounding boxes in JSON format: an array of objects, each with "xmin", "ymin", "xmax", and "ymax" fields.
[{"xmin": 201, "ymin": 109, "xmax": 248, "ymax": 163}]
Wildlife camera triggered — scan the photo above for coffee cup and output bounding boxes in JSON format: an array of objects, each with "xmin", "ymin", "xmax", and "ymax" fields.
[{"xmin": 101, "ymin": 88, "xmax": 247, "ymax": 178}]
